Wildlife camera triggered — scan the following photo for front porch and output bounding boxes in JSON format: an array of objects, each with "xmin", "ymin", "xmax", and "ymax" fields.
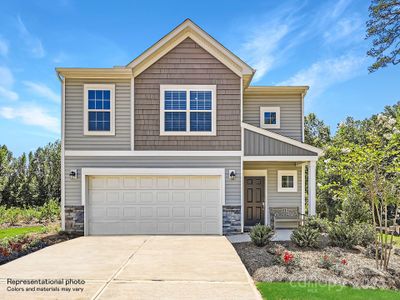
[
  {"xmin": 242, "ymin": 159, "xmax": 317, "ymax": 231},
  {"xmin": 240, "ymin": 122, "xmax": 322, "ymax": 238}
]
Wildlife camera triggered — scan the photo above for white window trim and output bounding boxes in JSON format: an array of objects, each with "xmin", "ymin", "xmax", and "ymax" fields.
[
  {"xmin": 160, "ymin": 84, "xmax": 217, "ymax": 136},
  {"xmin": 277, "ymin": 170, "xmax": 297, "ymax": 192},
  {"xmin": 260, "ymin": 106, "xmax": 280, "ymax": 129},
  {"xmin": 83, "ymin": 84, "xmax": 115, "ymax": 136}
]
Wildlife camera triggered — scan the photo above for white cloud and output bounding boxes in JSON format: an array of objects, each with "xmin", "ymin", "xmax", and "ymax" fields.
[
  {"xmin": 238, "ymin": 4, "xmax": 304, "ymax": 82},
  {"xmin": 0, "ymin": 66, "xmax": 15, "ymax": 87},
  {"xmin": 278, "ymin": 54, "xmax": 366, "ymax": 100},
  {"xmin": 241, "ymin": 24, "xmax": 291, "ymax": 82},
  {"xmin": 23, "ymin": 81, "xmax": 59, "ymax": 103},
  {"xmin": 16, "ymin": 15, "xmax": 45, "ymax": 58},
  {"xmin": 330, "ymin": 0, "xmax": 352, "ymax": 19},
  {"xmin": 323, "ymin": 16, "xmax": 363, "ymax": 45},
  {"xmin": 0, "ymin": 37, "xmax": 8, "ymax": 56},
  {"xmin": 0, "ymin": 87, "xmax": 18, "ymax": 101},
  {"xmin": 0, "ymin": 105, "xmax": 59, "ymax": 133},
  {"xmin": 0, "ymin": 66, "xmax": 18, "ymax": 101}
]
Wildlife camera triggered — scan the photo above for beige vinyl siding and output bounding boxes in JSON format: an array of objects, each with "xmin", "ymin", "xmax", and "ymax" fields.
[
  {"xmin": 244, "ymin": 162, "xmax": 301, "ymax": 224},
  {"xmin": 64, "ymin": 156, "xmax": 241, "ymax": 206},
  {"xmin": 244, "ymin": 129, "xmax": 317, "ymax": 156},
  {"xmin": 65, "ymin": 78, "xmax": 131, "ymax": 150},
  {"xmin": 134, "ymin": 37, "xmax": 241, "ymax": 150},
  {"xmin": 243, "ymin": 93, "xmax": 303, "ymax": 141}
]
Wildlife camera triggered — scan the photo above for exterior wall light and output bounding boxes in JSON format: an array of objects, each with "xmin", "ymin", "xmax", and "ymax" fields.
[
  {"xmin": 69, "ymin": 169, "xmax": 78, "ymax": 179},
  {"xmin": 229, "ymin": 170, "xmax": 236, "ymax": 180}
]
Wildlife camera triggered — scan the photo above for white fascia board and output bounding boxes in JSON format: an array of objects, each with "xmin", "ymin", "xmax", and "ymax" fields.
[
  {"xmin": 65, "ymin": 150, "xmax": 242, "ymax": 157},
  {"xmin": 128, "ymin": 20, "xmax": 254, "ymax": 77},
  {"xmin": 243, "ymin": 156, "xmax": 318, "ymax": 162},
  {"xmin": 242, "ymin": 122, "xmax": 323, "ymax": 156}
]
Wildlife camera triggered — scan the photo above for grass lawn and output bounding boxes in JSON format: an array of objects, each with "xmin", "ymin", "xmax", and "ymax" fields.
[
  {"xmin": 257, "ymin": 282, "xmax": 400, "ymax": 300},
  {"xmin": 0, "ymin": 226, "xmax": 45, "ymax": 239}
]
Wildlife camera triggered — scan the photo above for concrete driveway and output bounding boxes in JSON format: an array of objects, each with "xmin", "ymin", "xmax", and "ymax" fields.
[{"xmin": 0, "ymin": 236, "xmax": 261, "ymax": 300}]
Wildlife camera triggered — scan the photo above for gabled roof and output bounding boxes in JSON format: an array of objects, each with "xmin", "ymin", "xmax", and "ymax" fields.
[
  {"xmin": 126, "ymin": 19, "xmax": 255, "ymax": 84},
  {"xmin": 242, "ymin": 122, "xmax": 323, "ymax": 156}
]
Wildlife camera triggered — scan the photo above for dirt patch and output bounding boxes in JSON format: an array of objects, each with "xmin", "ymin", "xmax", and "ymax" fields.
[{"xmin": 233, "ymin": 241, "xmax": 400, "ymax": 290}]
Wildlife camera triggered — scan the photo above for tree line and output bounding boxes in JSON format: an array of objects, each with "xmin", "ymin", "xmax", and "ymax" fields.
[
  {"xmin": 0, "ymin": 141, "xmax": 61, "ymax": 207},
  {"xmin": 305, "ymin": 102, "xmax": 400, "ymax": 226}
]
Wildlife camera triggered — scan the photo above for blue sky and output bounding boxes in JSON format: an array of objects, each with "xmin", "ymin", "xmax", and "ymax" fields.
[{"xmin": 0, "ymin": 0, "xmax": 398, "ymax": 155}]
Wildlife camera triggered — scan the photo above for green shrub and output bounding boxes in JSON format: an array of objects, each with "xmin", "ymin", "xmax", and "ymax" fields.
[
  {"xmin": 306, "ymin": 216, "xmax": 331, "ymax": 233},
  {"xmin": 38, "ymin": 199, "xmax": 60, "ymax": 222},
  {"xmin": 328, "ymin": 222, "xmax": 358, "ymax": 249},
  {"xmin": 339, "ymin": 187, "xmax": 371, "ymax": 225},
  {"xmin": 291, "ymin": 226, "xmax": 321, "ymax": 248},
  {"xmin": 353, "ymin": 222, "xmax": 376, "ymax": 247},
  {"xmin": 250, "ymin": 224, "xmax": 274, "ymax": 247}
]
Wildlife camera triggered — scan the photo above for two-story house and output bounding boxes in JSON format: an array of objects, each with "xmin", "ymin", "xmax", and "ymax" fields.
[{"xmin": 56, "ymin": 19, "xmax": 322, "ymax": 236}]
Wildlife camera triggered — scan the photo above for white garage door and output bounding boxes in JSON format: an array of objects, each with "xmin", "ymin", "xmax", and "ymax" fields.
[{"xmin": 87, "ymin": 175, "xmax": 222, "ymax": 235}]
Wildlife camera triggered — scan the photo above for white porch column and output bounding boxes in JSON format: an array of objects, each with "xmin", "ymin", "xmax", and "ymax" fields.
[
  {"xmin": 308, "ymin": 160, "xmax": 316, "ymax": 216},
  {"xmin": 301, "ymin": 164, "xmax": 305, "ymax": 215}
]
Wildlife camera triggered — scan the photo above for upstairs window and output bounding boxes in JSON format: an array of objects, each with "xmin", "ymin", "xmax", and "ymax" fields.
[
  {"xmin": 84, "ymin": 84, "xmax": 115, "ymax": 135},
  {"xmin": 160, "ymin": 85, "xmax": 216, "ymax": 135},
  {"xmin": 260, "ymin": 107, "xmax": 280, "ymax": 129},
  {"xmin": 277, "ymin": 170, "xmax": 297, "ymax": 192}
]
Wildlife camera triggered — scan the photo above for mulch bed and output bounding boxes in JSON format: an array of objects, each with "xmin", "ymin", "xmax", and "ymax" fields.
[
  {"xmin": 0, "ymin": 231, "xmax": 79, "ymax": 265},
  {"xmin": 233, "ymin": 241, "xmax": 400, "ymax": 290}
]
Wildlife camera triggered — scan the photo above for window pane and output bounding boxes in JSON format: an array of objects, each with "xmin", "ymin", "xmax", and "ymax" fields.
[
  {"xmin": 95, "ymin": 90, "xmax": 103, "ymax": 100},
  {"xmin": 88, "ymin": 90, "xmax": 95, "ymax": 100},
  {"xmin": 190, "ymin": 91, "xmax": 212, "ymax": 110},
  {"xmin": 165, "ymin": 112, "xmax": 186, "ymax": 131},
  {"xmin": 103, "ymin": 99, "xmax": 110, "ymax": 109},
  {"xmin": 88, "ymin": 100, "xmax": 96, "ymax": 109},
  {"xmin": 103, "ymin": 90, "xmax": 110, "ymax": 100},
  {"xmin": 165, "ymin": 91, "xmax": 186, "ymax": 110},
  {"xmin": 95, "ymin": 100, "xmax": 103, "ymax": 109},
  {"xmin": 88, "ymin": 112, "xmax": 111, "ymax": 131},
  {"xmin": 282, "ymin": 176, "xmax": 294, "ymax": 188},
  {"xmin": 190, "ymin": 112, "xmax": 212, "ymax": 132},
  {"xmin": 89, "ymin": 121, "xmax": 96, "ymax": 131},
  {"xmin": 264, "ymin": 112, "xmax": 277, "ymax": 124}
]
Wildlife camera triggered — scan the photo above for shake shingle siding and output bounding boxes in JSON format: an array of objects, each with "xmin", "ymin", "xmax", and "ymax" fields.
[{"xmin": 134, "ymin": 38, "xmax": 241, "ymax": 150}]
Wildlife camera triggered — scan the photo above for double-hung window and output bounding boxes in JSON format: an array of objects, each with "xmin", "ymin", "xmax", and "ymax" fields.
[
  {"xmin": 260, "ymin": 107, "xmax": 280, "ymax": 129},
  {"xmin": 160, "ymin": 85, "xmax": 216, "ymax": 135},
  {"xmin": 84, "ymin": 84, "xmax": 115, "ymax": 135}
]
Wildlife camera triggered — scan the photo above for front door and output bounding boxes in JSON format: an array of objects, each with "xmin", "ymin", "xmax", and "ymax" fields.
[{"xmin": 244, "ymin": 177, "xmax": 265, "ymax": 226}]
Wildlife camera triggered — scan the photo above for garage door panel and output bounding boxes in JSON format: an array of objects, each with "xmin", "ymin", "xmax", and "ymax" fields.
[
  {"xmin": 189, "ymin": 207, "xmax": 202, "ymax": 217},
  {"xmin": 138, "ymin": 191, "xmax": 154, "ymax": 204},
  {"xmin": 87, "ymin": 175, "xmax": 222, "ymax": 235},
  {"xmin": 157, "ymin": 207, "xmax": 170, "ymax": 217},
  {"xmin": 105, "ymin": 191, "xmax": 120, "ymax": 203},
  {"xmin": 106, "ymin": 177, "xmax": 120, "ymax": 188},
  {"xmin": 122, "ymin": 177, "xmax": 137, "ymax": 188},
  {"xmin": 156, "ymin": 191, "xmax": 170, "ymax": 203},
  {"xmin": 139, "ymin": 177, "xmax": 154, "ymax": 188},
  {"xmin": 122, "ymin": 192, "xmax": 136, "ymax": 203},
  {"xmin": 89, "ymin": 191, "xmax": 106, "ymax": 204},
  {"xmin": 122, "ymin": 207, "xmax": 136, "ymax": 217}
]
